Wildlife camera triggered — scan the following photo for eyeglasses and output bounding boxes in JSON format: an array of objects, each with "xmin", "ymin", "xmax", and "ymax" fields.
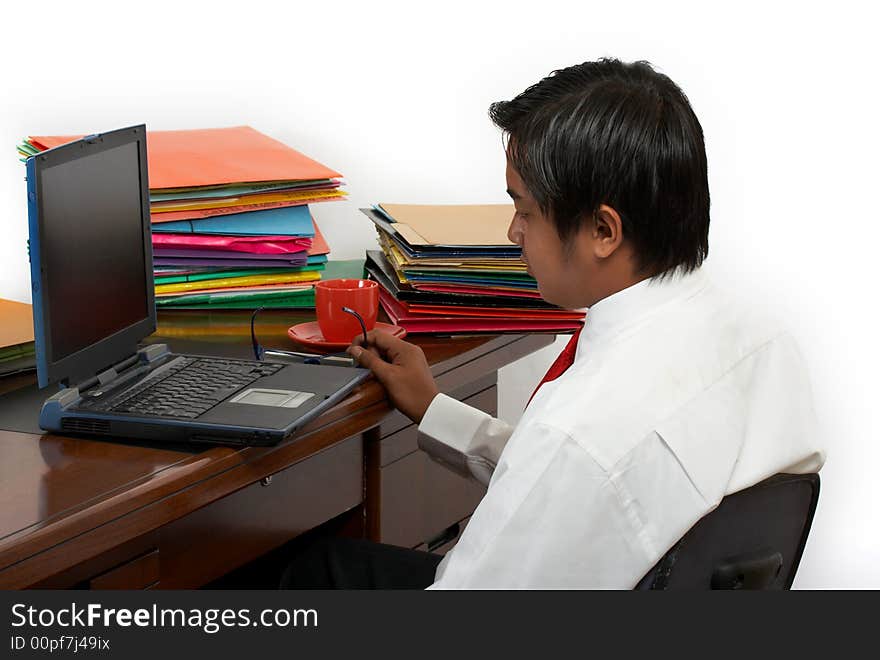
[{"xmin": 250, "ymin": 306, "xmax": 368, "ymax": 366}]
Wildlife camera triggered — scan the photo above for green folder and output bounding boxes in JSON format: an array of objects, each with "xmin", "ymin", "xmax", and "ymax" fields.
[
  {"xmin": 154, "ymin": 259, "xmax": 366, "ymax": 310},
  {"xmin": 0, "ymin": 343, "xmax": 35, "ymax": 362},
  {"xmin": 154, "ymin": 265, "xmax": 325, "ymax": 286}
]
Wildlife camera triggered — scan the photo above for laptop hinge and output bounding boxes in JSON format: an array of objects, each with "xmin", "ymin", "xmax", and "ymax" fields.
[{"xmin": 67, "ymin": 343, "xmax": 172, "ymax": 394}]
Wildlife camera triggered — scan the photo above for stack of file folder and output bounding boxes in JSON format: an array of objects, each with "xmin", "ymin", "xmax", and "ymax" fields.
[
  {"xmin": 362, "ymin": 203, "xmax": 585, "ymax": 334},
  {"xmin": 19, "ymin": 126, "xmax": 344, "ymax": 309},
  {"xmin": 0, "ymin": 298, "xmax": 36, "ymax": 377}
]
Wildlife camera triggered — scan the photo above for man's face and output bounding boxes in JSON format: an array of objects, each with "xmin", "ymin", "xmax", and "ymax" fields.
[{"xmin": 505, "ymin": 162, "xmax": 594, "ymax": 309}]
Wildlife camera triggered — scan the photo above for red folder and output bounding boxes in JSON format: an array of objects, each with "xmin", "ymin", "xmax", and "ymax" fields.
[
  {"xmin": 379, "ymin": 288, "xmax": 583, "ymax": 334},
  {"xmin": 406, "ymin": 303, "xmax": 584, "ymax": 320}
]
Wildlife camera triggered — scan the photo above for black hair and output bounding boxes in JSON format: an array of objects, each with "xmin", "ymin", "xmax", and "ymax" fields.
[{"xmin": 489, "ymin": 58, "xmax": 709, "ymax": 275}]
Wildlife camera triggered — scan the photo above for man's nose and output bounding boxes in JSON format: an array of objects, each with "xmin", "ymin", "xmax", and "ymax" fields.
[{"xmin": 507, "ymin": 216, "xmax": 524, "ymax": 246}]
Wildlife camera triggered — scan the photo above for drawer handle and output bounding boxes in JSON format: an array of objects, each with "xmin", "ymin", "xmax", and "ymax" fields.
[
  {"xmin": 260, "ymin": 476, "xmax": 273, "ymax": 487},
  {"xmin": 427, "ymin": 522, "xmax": 461, "ymax": 553}
]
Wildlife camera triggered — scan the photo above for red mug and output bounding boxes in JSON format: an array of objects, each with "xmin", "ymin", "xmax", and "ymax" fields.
[{"xmin": 315, "ymin": 279, "xmax": 379, "ymax": 343}]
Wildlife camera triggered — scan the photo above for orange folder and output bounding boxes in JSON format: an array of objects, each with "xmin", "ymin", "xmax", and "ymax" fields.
[
  {"xmin": 150, "ymin": 196, "xmax": 342, "ymax": 224},
  {"xmin": 28, "ymin": 126, "xmax": 342, "ymax": 190},
  {"xmin": 309, "ymin": 223, "xmax": 330, "ymax": 256},
  {"xmin": 149, "ymin": 188, "xmax": 344, "ymax": 214},
  {"xmin": 0, "ymin": 298, "xmax": 34, "ymax": 349}
]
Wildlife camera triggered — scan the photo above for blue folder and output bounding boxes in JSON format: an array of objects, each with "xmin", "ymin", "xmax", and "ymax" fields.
[{"xmin": 152, "ymin": 204, "xmax": 315, "ymax": 236}]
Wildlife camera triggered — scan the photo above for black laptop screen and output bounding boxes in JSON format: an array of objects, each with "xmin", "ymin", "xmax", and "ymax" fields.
[{"xmin": 39, "ymin": 141, "xmax": 149, "ymax": 363}]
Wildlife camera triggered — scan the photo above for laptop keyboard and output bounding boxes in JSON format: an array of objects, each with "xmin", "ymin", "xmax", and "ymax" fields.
[{"xmin": 80, "ymin": 357, "xmax": 284, "ymax": 419}]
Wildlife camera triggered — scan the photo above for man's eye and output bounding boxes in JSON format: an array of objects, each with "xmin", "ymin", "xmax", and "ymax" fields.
[{"xmin": 516, "ymin": 211, "xmax": 529, "ymax": 220}]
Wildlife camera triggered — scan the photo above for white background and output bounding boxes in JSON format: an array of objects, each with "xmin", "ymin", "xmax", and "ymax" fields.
[{"xmin": 1, "ymin": 1, "xmax": 877, "ymax": 588}]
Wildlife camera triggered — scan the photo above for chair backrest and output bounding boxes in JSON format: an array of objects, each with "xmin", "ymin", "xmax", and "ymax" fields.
[{"xmin": 635, "ymin": 472, "xmax": 820, "ymax": 590}]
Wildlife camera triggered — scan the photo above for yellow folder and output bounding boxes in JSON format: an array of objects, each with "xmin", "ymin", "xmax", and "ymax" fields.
[{"xmin": 155, "ymin": 271, "xmax": 320, "ymax": 295}]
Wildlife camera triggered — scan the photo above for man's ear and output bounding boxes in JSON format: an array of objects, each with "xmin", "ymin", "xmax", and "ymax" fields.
[{"xmin": 591, "ymin": 204, "xmax": 624, "ymax": 259}]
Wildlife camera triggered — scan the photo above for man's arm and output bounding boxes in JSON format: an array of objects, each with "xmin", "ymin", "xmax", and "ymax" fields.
[
  {"xmin": 417, "ymin": 393, "xmax": 514, "ymax": 486},
  {"xmin": 348, "ymin": 331, "xmax": 515, "ymax": 486},
  {"xmin": 428, "ymin": 426, "xmax": 710, "ymax": 588}
]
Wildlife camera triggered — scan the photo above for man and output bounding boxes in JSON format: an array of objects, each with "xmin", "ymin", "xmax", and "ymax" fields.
[{"xmin": 282, "ymin": 58, "xmax": 824, "ymax": 589}]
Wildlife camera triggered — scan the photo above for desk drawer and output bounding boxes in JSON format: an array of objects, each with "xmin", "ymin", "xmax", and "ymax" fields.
[
  {"xmin": 378, "ymin": 386, "xmax": 498, "ymax": 466},
  {"xmin": 378, "ymin": 450, "xmax": 485, "ymax": 549},
  {"xmin": 157, "ymin": 434, "xmax": 363, "ymax": 588},
  {"xmin": 415, "ymin": 515, "xmax": 472, "ymax": 556},
  {"xmin": 35, "ymin": 434, "xmax": 363, "ymax": 590},
  {"xmin": 368, "ymin": 386, "xmax": 494, "ymax": 549},
  {"xmin": 377, "ymin": 373, "xmax": 497, "ymax": 439},
  {"xmin": 89, "ymin": 549, "xmax": 159, "ymax": 590}
]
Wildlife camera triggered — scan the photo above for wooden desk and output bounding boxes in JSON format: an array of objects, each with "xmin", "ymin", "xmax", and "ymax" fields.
[{"xmin": 0, "ymin": 309, "xmax": 554, "ymax": 589}]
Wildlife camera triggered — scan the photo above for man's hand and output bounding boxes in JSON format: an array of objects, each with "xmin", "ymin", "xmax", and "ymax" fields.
[{"xmin": 347, "ymin": 329, "xmax": 439, "ymax": 424}]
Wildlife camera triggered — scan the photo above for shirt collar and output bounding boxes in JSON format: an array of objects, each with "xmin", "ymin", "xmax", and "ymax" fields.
[{"xmin": 579, "ymin": 267, "xmax": 709, "ymax": 349}]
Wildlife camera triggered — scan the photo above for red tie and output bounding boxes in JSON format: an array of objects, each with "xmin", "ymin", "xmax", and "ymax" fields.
[{"xmin": 526, "ymin": 326, "xmax": 583, "ymax": 408}]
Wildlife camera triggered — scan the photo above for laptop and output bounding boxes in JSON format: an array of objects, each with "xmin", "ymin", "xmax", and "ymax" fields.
[{"xmin": 25, "ymin": 124, "xmax": 370, "ymax": 446}]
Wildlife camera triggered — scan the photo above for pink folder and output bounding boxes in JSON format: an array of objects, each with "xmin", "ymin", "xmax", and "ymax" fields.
[{"xmin": 151, "ymin": 233, "xmax": 311, "ymax": 255}]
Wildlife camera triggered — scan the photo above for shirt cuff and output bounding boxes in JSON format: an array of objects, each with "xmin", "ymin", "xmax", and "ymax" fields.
[
  {"xmin": 419, "ymin": 393, "xmax": 491, "ymax": 451},
  {"xmin": 418, "ymin": 393, "xmax": 498, "ymax": 485}
]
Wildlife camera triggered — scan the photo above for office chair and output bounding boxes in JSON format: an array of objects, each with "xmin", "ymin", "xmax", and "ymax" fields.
[{"xmin": 635, "ymin": 472, "xmax": 820, "ymax": 590}]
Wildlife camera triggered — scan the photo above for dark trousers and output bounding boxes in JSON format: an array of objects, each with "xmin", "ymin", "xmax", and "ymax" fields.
[{"xmin": 279, "ymin": 537, "xmax": 443, "ymax": 590}]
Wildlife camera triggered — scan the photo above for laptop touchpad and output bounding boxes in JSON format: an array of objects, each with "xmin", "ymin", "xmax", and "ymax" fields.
[{"xmin": 229, "ymin": 388, "xmax": 315, "ymax": 408}]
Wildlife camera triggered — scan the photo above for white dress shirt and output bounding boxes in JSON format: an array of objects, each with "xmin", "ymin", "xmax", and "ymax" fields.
[{"xmin": 417, "ymin": 267, "xmax": 825, "ymax": 589}]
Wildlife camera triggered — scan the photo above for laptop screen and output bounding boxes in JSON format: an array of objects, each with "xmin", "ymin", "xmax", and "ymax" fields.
[
  {"xmin": 28, "ymin": 125, "xmax": 156, "ymax": 392},
  {"xmin": 39, "ymin": 140, "xmax": 150, "ymax": 363}
]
